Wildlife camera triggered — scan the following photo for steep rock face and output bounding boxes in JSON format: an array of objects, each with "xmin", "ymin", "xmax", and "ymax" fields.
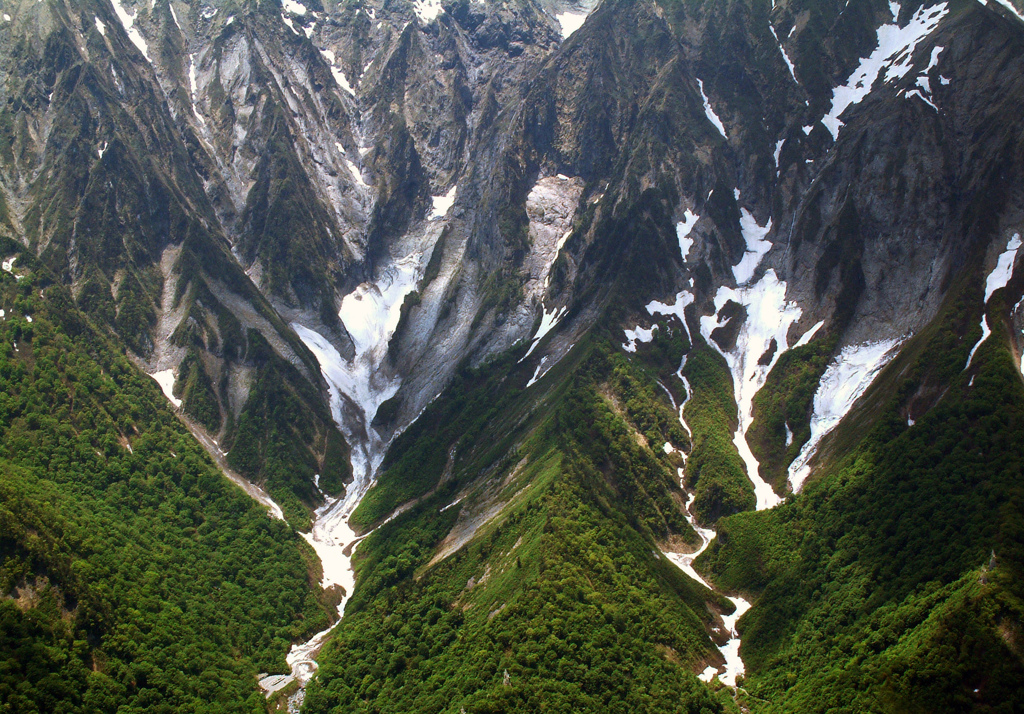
[
  {"xmin": 469, "ymin": 0, "xmax": 1024, "ymax": 510},
  {"xmin": 4, "ymin": 0, "xmax": 1021, "ymax": 526},
  {"xmin": 0, "ymin": 0, "xmax": 351, "ymax": 522}
]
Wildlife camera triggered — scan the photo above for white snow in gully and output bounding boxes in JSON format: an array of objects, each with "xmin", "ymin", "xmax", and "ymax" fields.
[
  {"xmin": 524, "ymin": 305, "xmax": 568, "ymax": 360},
  {"xmin": 284, "ymin": 245, "xmax": 435, "ymax": 694},
  {"xmin": 700, "ymin": 272, "xmax": 799, "ymax": 511},
  {"xmin": 660, "ymin": 359, "xmax": 753, "ymax": 687},
  {"xmin": 321, "ymin": 49, "xmax": 355, "ymax": 95},
  {"xmin": 768, "ymin": 24, "xmax": 798, "ymax": 84},
  {"xmin": 697, "ymin": 78, "xmax": 728, "ymax": 139},
  {"xmin": 733, "ymin": 210, "xmax": 773, "ymax": 285},
  {"xmin": 822, "ymin": 2, "xmax": 949, "ymax": 139},
  {"xmin": 788, "ymin": 339, "xmax": 903, "ymax": 491},
  {"xmin": 413, "ymin": 0, "xmax": 444, "ymax": 24},
  {"xmin": 281, "ymin": 0, "xmax": 307, "ymax": 15},
  {"xmin": 676, "ymin": 210, "xmax": 699, "ymax": 262},
  {"xmin": 150, "ymin": 369, "xmax": 181, "ymax": 408},
  {"xmin": 557, "ymin": 11, "xmax": 589, "ymax": 39},
  {"xmin": 430, "ymin": 185, "xmax": 458, "ymax": 220},
  {"xmin": 622, "ymin": 323, "xmax": 658, "ymax": 353},
  {"xmin": 964, "ymin": 233, "xmax": 1022, "ymax": 371},
  {"xmin": 110, "ymin": 0, "xmax": 151, "ymax": 62}
]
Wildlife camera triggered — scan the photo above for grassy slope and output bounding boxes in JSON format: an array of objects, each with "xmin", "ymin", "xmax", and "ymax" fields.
[
  {"xmin": 307, "ymin": 335, "xmax": 732, "ymax": 713},
  {"xmin": 0, "ymin": 246, "xmax": 328, "ymax": 713}
]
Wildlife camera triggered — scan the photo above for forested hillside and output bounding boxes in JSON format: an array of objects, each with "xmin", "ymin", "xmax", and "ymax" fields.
[
  {"xmin": 2, "ymin": 0, "xmax": 1024, "ymax": 711},
  {"xmin": 306, "ymin": 332, "xmax": 739, "ymax": 714},
  {"xmin": 0, "ymin": 240, "xmax": 330, "ymax": 712}
]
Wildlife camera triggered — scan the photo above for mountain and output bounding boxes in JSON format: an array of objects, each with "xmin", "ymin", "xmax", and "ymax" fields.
[{"xmin": 1, "ymin": 0, "xmax": 1023, "ymax": 711}]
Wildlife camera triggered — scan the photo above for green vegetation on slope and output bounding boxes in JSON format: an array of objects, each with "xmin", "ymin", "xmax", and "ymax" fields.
[
  {"xmin": 746, "ymin": 334, "xmax": 837, "ymax": 492},
  {"xmin": 306, "ymin": 337, "xmax": 730, "ymax": 713},
  {"xmin": 0, "ymin": 256, "xmax": 328, "ymax": 713},
  {"xmin": 698, "ymin": 283, "xmax": 1024, "ymax": 711},
  {"xmin": 682, "ymin": 344, "xmax": 756, "ymax": 523}
]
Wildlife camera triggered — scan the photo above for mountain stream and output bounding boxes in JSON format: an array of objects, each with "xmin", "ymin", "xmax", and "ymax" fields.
[
  {"xmin": 260, "ymin": 240, "xmax": 437, "ymax": 710},
  {"xmin": 659, "ymin": 359, "xmax": 752, "ymax": 688}
]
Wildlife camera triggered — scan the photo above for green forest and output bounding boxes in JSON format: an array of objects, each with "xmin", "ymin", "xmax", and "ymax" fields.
[
  {"xmin": 304, "ymin": 333, "xmax": 739, "ymax": 714},
  {"xmin": 0, "ymin": 251, "xmax": 329, "ymax": 712},
  {"xmin": 698, "ymin": 281, "xmax": 1024, "ymax": 711}
]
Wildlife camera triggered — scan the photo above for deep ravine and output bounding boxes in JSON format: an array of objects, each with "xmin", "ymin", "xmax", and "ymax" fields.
[
  {"xmin": 659, "ymin": 359, "xmax": 752, "ymax": 688},
  {"xmin": 271, "ymin": 230, "xmax": 444, "ymax": 709}
]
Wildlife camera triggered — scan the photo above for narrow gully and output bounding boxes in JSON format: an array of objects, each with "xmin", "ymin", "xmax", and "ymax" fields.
[{"xmin": 660, "ymin": 358, "xmax": 752, "ymax": 688}]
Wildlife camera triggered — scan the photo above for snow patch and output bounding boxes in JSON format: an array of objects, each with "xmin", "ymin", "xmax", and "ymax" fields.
[
  {"xmin": 97, "ymin": 141, "xmax": 108, "ymax": 158},
  {"xmin": 150, "ymin": 369, "xmax": 181, "ymax": 408},
  {"xmin": 527, "ymin": 356, "xmax": 549, "ymax": 388},
  {"xmin": 733, "ymin": 209, "xmax": 773, "ymax": 285},
  {"xmin": 110, "ymin": 0, "xmax": 151, "ymax": 61},
  {"xmin": 320, "ymin": 49, "xmax": 355, "ymax": 95},
  {"xmin": 281, "ymin": 14, "xmax": 300, "ymax": 35},
  {"xmin": 95, "ymin": 17, "xmax": 106, "ymax": 36},
  {"xmin": 718, "ymin": 597, "xmax": 753, "ymax": 687},
  {"xmin": 965, "ymin": 233, "xmax": 1022, "ymax": 371},
  {"xmin": 768, "ymin": 24, "xmax": 798, "ymax": 83},
  {"xmin": 2, "ymin": 257, "xmax": 14, "ymax": 272},
  {"xmin": 905, "ymin": 88, "xmax": 938, "ymax": 111},
  {"xmin": 188, "ymin": 54, "xmax": 205, "ymax": 124},
  {"xmin": 282, "ymin": 0, "xmax": 307, "ymax": 15},
  {"xmin": 524, "ymin": 305, "xmax": 567, "ymax": 359},
  {"xmin": 287, "ymin": 492, "xmax": 362, "ymax": 685},
  {"xmin": 793, "ymin": 320, "xmax": 825, "ymax": 349},
  {"xmin": 822, "ymin": 3, "xmax": 949, "ymax": 139},
  {"xmin": 624, "ymin": 290, "xmax": 696, "ymax": 354},
  {"xmin": 700, "ymin": 272, "xmax": 801, "ymax": 510},
  {"xmin": 664, "ymin": 498, "xmax": 716, "ymax": 589},
  {"xmin": 984, "ymin": 233, "xmax": 1021, "ymax": 303},
  {"xmin": 430, "ymin": 185, "xmax": 457, "ymax": 220},
  {"xmin": 697, "ymin": 78, "xmax": 728, "ymax": 139},
  {"xmin": 788, "ymin": 339, "xmax": 903, "ymax": 491},
  {"xmin": 413, "ymin": 0, "xmax": 444, "ymax": 23},
  {"xmin": 676, "ymin": 211, "xmax": 699, "ymax": 262},
  {"xmin": 344, "ymin": 157, "xmax": 369, "ymax": 189},
  {"xmin": 286, "ymin": 247, "xmax": 438, "ymax": 689},
  {"xmin": 622, "ymin": 324, "xmax": 658, "ymax": 353},
  {"xmin": 556, "ymin": 11, "xmax": 589, "ymax": 39},
  {"xmin": 991, "ymin": 0, "xmax": 1024, "ymax": 22},
  {"xmin": 648, "ymin": 291, "xmax": 696, "ymax": 345}
]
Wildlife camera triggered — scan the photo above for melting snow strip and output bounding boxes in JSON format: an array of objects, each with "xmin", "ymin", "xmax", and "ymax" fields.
[
  {"xmin": 697, "ymin": 78, "xmax": 728, "ymax": 139},
  {"xmin": 430, "ymin": 185, "xmax": 457, "ymax": 220},
  {"xmin": 734, "ymin": 208, "xmax": 773, "ymax": 285},
  {"xmin": 150, "ymin": 369, "xmax": 181, "ymax": 408},
  {"xmin": 413, "ymin": 0, "xmax": 444, "ymax": 23},
  {"xmin": 523, "ymin": 305, "xmax": 567, "ymax": 360},
  {"xmin": 788, "ymin": 338, "xmax": 903, "ymax": 491},
  {"xmin": 700, "ymin": 272, "xmax": 799, "ymax": 510},
  {"xmin": 677, "ymin": 211, "xmax": 699, "ymax": 262},
  {"xmin": 320, "ymin": 49, "xmax": 355, "ymax": 95},
  {"xmin": 822, "ymin": 2, "xmax": 949, "ymax": 139},
  {"xmin": 965, "ymin": 233, "xmax": 1022, "ymax": 371},
  {"xmin": 557, "ymin": 11, "xmax": 589, "ymax": 39},
  {"xmin": 768, "ymin": 24, "xmax": 798, "ymax": 83},
  {"xmin": 110, "ymin": 0, "xmax": 151, "ymax": 61}
]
